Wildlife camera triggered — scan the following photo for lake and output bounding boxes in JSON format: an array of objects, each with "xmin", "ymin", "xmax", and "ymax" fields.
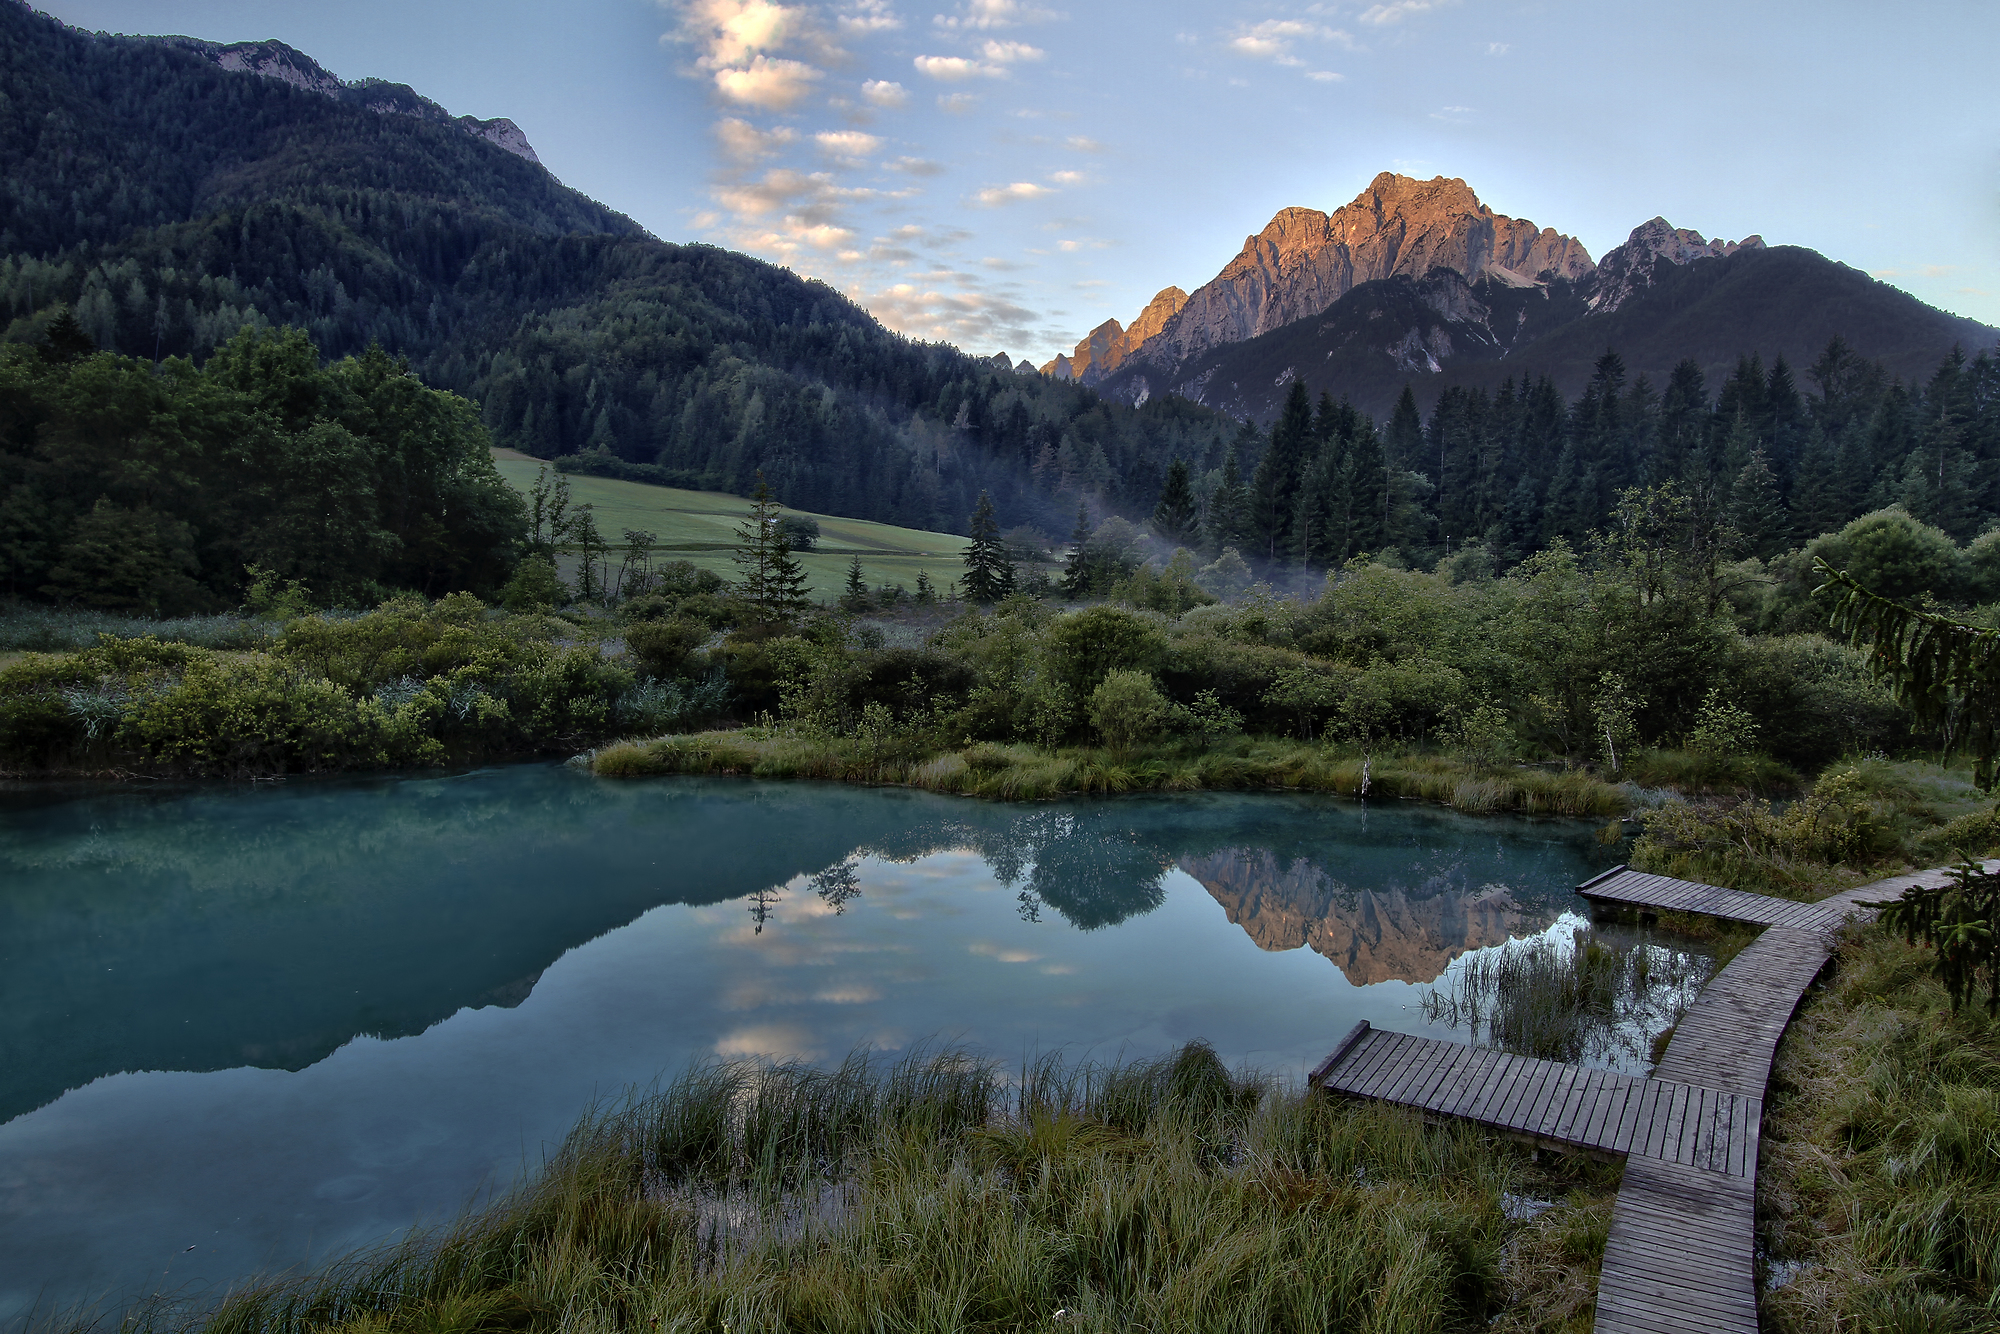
[{"xmin": 0, "ymin": 764, "xmax": 1647, "ymax": 1324}]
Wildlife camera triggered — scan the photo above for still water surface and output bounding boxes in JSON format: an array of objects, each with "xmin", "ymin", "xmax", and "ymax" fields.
[{"xmin": 1, "ymin": 765, "xmax": 1632, "ymax": 1322}]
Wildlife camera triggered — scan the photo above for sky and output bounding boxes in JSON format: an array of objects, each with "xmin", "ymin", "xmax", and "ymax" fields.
[{"xmin": 37, "ymin": 0, "xmax": 2000, "ymax": 365}]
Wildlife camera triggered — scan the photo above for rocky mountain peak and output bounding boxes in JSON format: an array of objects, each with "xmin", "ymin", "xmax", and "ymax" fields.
[
  {"xmin": 1041, "ymin": 286, "xmax": 1189, "ymax": 381},
  {"xmin": 166, "ymin": 38, "xmax": 543, "ymax": 166},
  {"xmin": 1587, "ymin": 217, "xmax": 1766, "ymax": 313},
  {"xmin": 1117, "ymin": 173, "xmax": 1595, "ymax": 376}
]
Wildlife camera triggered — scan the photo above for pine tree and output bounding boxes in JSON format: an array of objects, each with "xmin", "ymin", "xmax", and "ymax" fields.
[
  {"xmin": 914, "ymin": 570, "xmax": 936, "ymax": 605},
  {"xmin": 1151, "ymin": 458, "xmax": 1198, "ymax": 544},
  {"xmin": 1061, "ymin": 501, "xmax": 1094, "ymax": 598},
  {"xmin": 961, "ymin": 491, "xmax": 1014, "ymax": 603},
  {"xmin": 1251, "ymin": 381, "xmax": 1314, "ymax": 559},
  {"xmin": 1729, "ymin": 448, "xmax": 1791, "ymax": 559},
  {"xmin": 1346, "ymin": 423, "xmax": 1388, "ymax": 555},
  {"xmin": 1207, "ymin": 437, "xmax": 1251, "ymax": 550},
  {"xmin": 841, "ymin": 554, "xmax": 870, "ymax": 612},
  {"xmin": 732, "ymin": 472, "xmax": 813, "ymax": 623}
]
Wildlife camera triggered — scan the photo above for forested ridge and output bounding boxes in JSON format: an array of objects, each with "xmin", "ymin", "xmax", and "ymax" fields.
[{"xmin": 0, "ymin": 0, "xmax": 1229, "ymax": 540}]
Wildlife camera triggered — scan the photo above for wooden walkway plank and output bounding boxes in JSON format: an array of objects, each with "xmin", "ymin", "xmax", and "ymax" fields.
[{"xmin": 1307, "ymin": 862, "xmax": 1990, "ymax": 1334}]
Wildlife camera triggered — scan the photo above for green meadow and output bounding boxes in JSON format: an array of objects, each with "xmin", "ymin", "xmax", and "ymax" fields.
[{"xmin": 490, "ymin": 450, "xmax": 972, "ymax": 599}]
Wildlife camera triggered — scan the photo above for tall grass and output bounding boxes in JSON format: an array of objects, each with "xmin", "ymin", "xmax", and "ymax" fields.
[
  {"xmin": 0, "ymin": 605, "xmax": 281, "ymax": 652},
  {"xmin": 1760, "ymin": 925, "xmax": 2000, "ymax": 1332},
  {"xmin": 591, "ymin": 731, "xmax": 1630, "ymax": 819},
  {"xmin": 101, "ymin": 1043, "xmax": 1620, "ymax": 1334},
  {"xmin": 1421, "ymin": 927, "xmax": 1715, "ymax": 1069}
]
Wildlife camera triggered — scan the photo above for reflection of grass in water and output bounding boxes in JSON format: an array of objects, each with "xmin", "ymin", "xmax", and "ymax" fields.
[
  {"xmin": 1422, "ymin": 926, "xmax": 1715, "ymax": 1069},
  {"xmin": 131, "ymin": 1043, "xmax": 1619, "ymax": 1334}
]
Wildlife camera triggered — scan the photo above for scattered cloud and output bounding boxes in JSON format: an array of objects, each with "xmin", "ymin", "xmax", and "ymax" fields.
[
  {"xmin": 914, "ymin": 53, "xmax": 1007, "ymax": 79},
  {"xmin": 1226, "ymin": 18, "xmax": 1352, "ymax": 62},
  {"xmin": 1486, "ymin": 41, "xmax": 1510, "ymax": 54},
  {"xmin": 675, "ymin": 0, "xmax": 811, "ymax": 67},
  {"xmin": 973, "ymin": 181, "xmax": 1053, "ymax": 205},
  {"xmin": 1065, "ymin": 135, "xmax": 1102, "ymax": 151},
  {"xmin": 815, "ymin": 129, "xmax": 882, "ymax": 158},
  {"xmin": 887, "ymin": 155, "xmax": 947, "ymax": 175},
  {"xmin": 936, "ymin": 91, "xmax": 979, "ymax": 112},
  {"xmin": 836, "ymin": 0, "xmax": 901, "ymax": 33},
  {"xmin": 1047, "ymin": 169, "xmax": 1085, "ymax": 185},
  {"xmin": 933, "ymin": 0, "xmax": 1064, "ymax": 31},
  {"xmin": 1306, "ymin": 69, "xmax": 1342, "ymax": 81},
  {"xmin": 1359, "ymin": 0, "xmax": 1456, "ymax": 25},
  {"xmin": 981, "ymin": 38, "xmax": 1045, "ymax": 62},
  {"xmin": 1429, "ymin": 104, "xmax": 1474, "ymax": 122},
  {"xmin": 860, "ymin": 77, "xmax": 909, "ymax": 106},
  {"xmin": 713, "ymin": 54, "xmax": 824, "ymax": 108},
  {"xmin": 714, "ymin": 117, "xmax": 796, "ymax": 161}
]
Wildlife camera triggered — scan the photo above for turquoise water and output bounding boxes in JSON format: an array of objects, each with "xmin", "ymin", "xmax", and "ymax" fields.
[{"xmin": 0, "ymin": 765, "xmax": 1622, "ymax": 1323}]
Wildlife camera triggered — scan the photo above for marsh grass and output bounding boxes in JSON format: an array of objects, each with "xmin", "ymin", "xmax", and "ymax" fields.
[
  {"xmin": 98, "ymin": 1043, "xmax": 1621, "ymax": 1334},
  {"xmin": 1422, "ymin": 927, "xmax": 1715, "ymax": 1069},
  {"xmin": 0, "ymin": 605, "xmax": 281, "ymax": 652},
  {"xmin": 592, "ymin": 731, "xmax": 1629, "ymax": 818},
  {"xmin": 1760, "ymin": 925, "xmax": 2000, "ymax": 1332}
]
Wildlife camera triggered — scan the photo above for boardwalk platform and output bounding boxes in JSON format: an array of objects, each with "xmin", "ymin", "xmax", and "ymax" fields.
[
  {"xmin": 1310, "ymin": 1023, "xmax": 1757, "ymax": 1173},
  {"xmin": 1310, "ymin": 861, "xmax": 1974, "ymax": 1334}
]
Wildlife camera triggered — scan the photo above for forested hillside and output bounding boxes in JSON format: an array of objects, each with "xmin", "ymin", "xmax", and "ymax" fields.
[{"xmin": 0, "ymin": 0, "xmax": 1227, "ymax": 539}]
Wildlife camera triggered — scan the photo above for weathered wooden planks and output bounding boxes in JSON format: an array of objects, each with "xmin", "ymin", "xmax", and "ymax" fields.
[
  {"xmin": 1309, "ymin": 862, "xmax": 1976, "ymax": 1334},
  {"xmin": 1311, "ymin": 1026, "xmax": 1757, "ymax": 1175}
]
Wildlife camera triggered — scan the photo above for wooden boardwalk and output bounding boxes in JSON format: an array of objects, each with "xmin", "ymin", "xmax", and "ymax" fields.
[{"xmin": 1310, "ymin": 861, "xmax": 1977, "ymax": 1334}]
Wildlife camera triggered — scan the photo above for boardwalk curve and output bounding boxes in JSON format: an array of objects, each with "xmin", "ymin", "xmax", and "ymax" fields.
[{"xmin": 1310, "ymin": 860, "xmax": 1979, "ymax": 1334}]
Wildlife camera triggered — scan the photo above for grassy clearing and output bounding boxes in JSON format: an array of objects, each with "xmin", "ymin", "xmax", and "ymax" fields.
[
  {"xmin": 0, "ymin": 604, "xmax": 280, "ymax": 652},
  {"xmin": 1760, "ymin": 924, "xmax": 2000, "ymax": 1331},
  {"xmin": 491, "ymin": 451, "xmax": 974, "ymax": 600},
  {"xmin": 124, "ymin": 1043, "xmax": 1617, "ymax": 1334},
  {"xmin": 589, "ymin": 731, "xmax": 1631, "ymax": 818}
]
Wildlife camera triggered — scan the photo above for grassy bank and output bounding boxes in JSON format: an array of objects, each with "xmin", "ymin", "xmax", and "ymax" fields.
[
  {"xmin": 136, "ymin": 1044, "xmax": 1617, "ymax": 1334},
  {"xmin": 590, "ymin": 731, "xmax": 1632, "ymax": 818},
  {"xmin": 1760, "ymin": 924, "xmax": 2000, "ymax": 1330}
]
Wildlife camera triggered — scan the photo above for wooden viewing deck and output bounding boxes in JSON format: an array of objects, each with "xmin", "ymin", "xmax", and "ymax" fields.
[{"xmin": 1309, "ymin": 861, "xmax": 1979, "ymax": 1334}]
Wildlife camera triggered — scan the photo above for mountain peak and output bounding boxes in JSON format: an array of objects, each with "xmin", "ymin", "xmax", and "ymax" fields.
[
  {"xmin": 1587, "ymin": 217, "xmax": 1766, "ymax": 312},
  {"xmin": 1116, "ymin": 172, "xmax": 1593, "ymax": 374},
  {"xmin": 1041, "ymin": 287, "xmax": 1190, "ymax": 381}
]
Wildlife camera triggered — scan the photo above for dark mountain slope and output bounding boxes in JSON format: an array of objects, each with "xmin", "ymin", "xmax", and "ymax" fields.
[
  {"xmin": 1101, "ymin": 237, "xmax": 1997, "ymax": 424},
  {"xmin": 0, "ymin": 2, "xmax": 1226, "ymax": 535}
]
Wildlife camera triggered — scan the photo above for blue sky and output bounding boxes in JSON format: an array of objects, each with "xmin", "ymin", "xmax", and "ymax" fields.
[{"xmin": 40, "ymin": 0, "xmax": 2000, "ymax": 364}]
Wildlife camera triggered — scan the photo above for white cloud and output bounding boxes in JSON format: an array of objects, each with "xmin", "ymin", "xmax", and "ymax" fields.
[
  {"xmin": 973, "ymin": 181, "xmax": 1052, "ymax": 205},
  {"xmin": 837, "ymin": 0, "xmax": 901, "ymax": 33},
  {"xmin": 1306, "ymin": 69, "xmax": 1342, "ymax": 81},
  {"xmin": 1065, "ymin": 135, "xmax": 1101, "ymax": 151},
  {"xmin": 1487, "ymin": 41, "xmax": 1510, "ymax": 54},
  {"xmin": 861, "ymin": 77, "xmax": 909, "ymax": 106},
  {"xmin": 713, "ymin": 54, "xmax": 824, "ymax": 108},
  {"xmin": 1226, "ymin": 18, "xmax": 1352, "ymax": 62},
  {"xmin": 677, "ymin": 0, "xmax": 808, "ymax": 66},
  {"xmin": 888, "ymin": 156, "xmax": 947, "ymax": 175},
  {"xmin": 1048, "ymin": 169, "xmax": 1084, "ymax": 185},
  {"xmin": 936, "ymin": 92, "xmax": 979, "ymax": 112},
  {"xmin": 980, "ymin": 39, "xmax": 1045, "ymax": 62},
  {"xmin": 714, "ymin": 117, "xmax": 797, "ymax": 161},
  {"xmin": 914, "ymin": 54, "xmax": 1006, "ymax": 79},
  {"xmin": 858, "ymin": 279, "xmax": 1045, "ymax": 349},
  {"xmin": 816, "ymin": 129, "xmax": 883, "ymax": 157},
  {"xmin": 1359, "ymin": 0, "xmax": 1455, "ymax": 25},
  {"xmin": 933, "ymin": 0, "xmax": 1063, "ymax": 31}
]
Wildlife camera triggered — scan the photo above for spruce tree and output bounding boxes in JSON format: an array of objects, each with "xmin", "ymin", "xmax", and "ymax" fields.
[
  {"xmin": 1729, "ymin": 448, "xmax": 1791, "ymax": 559},
  {"xmin": 1251, "ymin": 381, "xmax": 1315, "ymax": 560},
  {"xmin": 841, "ymin": 554, "xmax": 870, "ymax": 612},
  {"xmin": 1061, "ymin": 501, "xmax": 1094, "ymax": 598},
  {"xmin": 1346, "ymin": 423, "xmax": 1388, "ymax": 555},
  {"xmin": 1207, "ymin": 439, "xmax": 1251, "ymax": 550},
  {"xmin": 1151, "ymin": 458, "xmax": 1198, "ymax": 545},
  {"xmin": 962, "ymin": 491, "xmax": 1014, "ymax": 603},
  {"xmin": 733, "ymin": 472, "xmax": 813, "ymax": 624},
  {"xmin": 914, "ymin": 570, "xmax": 936, "ymax": 605}
]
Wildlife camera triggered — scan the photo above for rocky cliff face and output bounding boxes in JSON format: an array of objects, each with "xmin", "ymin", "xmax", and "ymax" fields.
[
  {"xmin": 166, "ymin": 38, "xmax": 544, "ymax": 165},
  {"xmin": 1128, "ymin": 174, "xmax": 1593, "ymax": 375},
  {"xmin": 1586, "ymin": 216, "xmax": 1763, "ymax": 313},
  {"xmin": 1041, "ymin": 287, "xmax": 1189, "ymax": 381},
  {"xmin": 1179, "ymin": 847, "xmax": 1555, "ymax": 986}
]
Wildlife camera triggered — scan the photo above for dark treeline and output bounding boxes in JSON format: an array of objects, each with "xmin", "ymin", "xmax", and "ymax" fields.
[
  {"xmin": 1185, "ymin": 341, "xmax": 2000, "ymax": 573},
  {"xmin": 0, "ymin": 2, "xmax": 1230, "ymax": 538},
  {"xmin": 0, "ymin": 324, "xmax": 523, "ymax": 611}
]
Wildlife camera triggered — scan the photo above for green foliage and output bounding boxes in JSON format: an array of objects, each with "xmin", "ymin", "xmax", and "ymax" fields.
[
  {"xmin": 1686, "ymin": 687, "xmax": 1761, "ymax": 757},
  {"xmin": 960, "ymin": 490, "xmax": 1014, "ymax": 604},
  {"xmin": 624, "ymin": 617, "xmax": 708, "ymax": 680},
  {"xmin": 1087, "ymin": 669, "xmax": 1174, "ymax": 753},
  {"xmin": 1045, "ymin": 606, "xmax": 1168, "ymax": 704},
  {"xmin": 1871, "ymin": 861, "xmax": 2000, "ymax": 1015},
  {"xmin": 498, "ymin": 557, "xmax": 566, "ymax": 612},
  {"xmin": 1632, "ymin": 767, "xmax": 1889, "ymax": 895},
  {"xmin": 731, "ymin": 474, "xmax": 812, "ymax": 627}
]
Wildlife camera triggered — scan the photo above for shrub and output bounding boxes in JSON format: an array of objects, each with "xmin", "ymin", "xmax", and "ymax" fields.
[
  {"xmin": 1088, "ymin": 670, "xmax": 1174, "ymax": 753},
  {"xmin": 499, "ymin": 556, "xmax": 566, "ymax": 611},
  {"xmin": 625, "ymin": 617, "xmax": 708, "ymax": 679}
]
